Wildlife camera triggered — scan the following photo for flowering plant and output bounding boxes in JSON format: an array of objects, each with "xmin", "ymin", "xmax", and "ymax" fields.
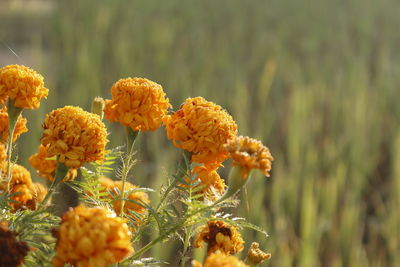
[{"xmin": 0, "ymin": 64, "xmax": 273, "ymax": 267}]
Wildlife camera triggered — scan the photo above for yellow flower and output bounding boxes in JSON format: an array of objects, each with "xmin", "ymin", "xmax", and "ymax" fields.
[
  {"xmin": 29, "ymin": 144, "xmax": 77, "ymax": 182},
  {"xmin": 163, "ymin": 97, "xmax": 237, "ymax": 165},
  {"xmin": 246, "ymin": 242, "xmax": 271, "ymax": 264},
  {"xmin": 192, "ymin": 252, "xmax": 249, "ymax": 267},
  {"xmin": 0, "ymin": 221, "xmax": 30, "ymax": 267},
  {"xmin": 52, "ymin": 205, "xmax": 133, "ymax": 267},
  {"xmin": 99, "ymin": 177, "xmax": 150, "ymax": 219},
  {"xmin": 224, "ymin": 136, "xmax": 273, "ymax": 179},
  {"xmin": 0, "ymin": 164, "xmax": 46, "ymax": 210},
  {"xmin": 0, "ymin": 106, "xmax": 28, "ymax": 142},
  {"xmin": 194, "ymin": 220, "xmax": 244, "ymax": 255},
  {"xmin": 104, "ymin": 77, "xmax": 171, "ymax": 131},
  {"xmin": 190, "ymin": 165, "xmax": 226, "ymax": 196},
  {"xmin": 41, "ymin": 106, "xmax": 108, "ymax": 168},
  {"xmin": 0, "ymin": 64, "xmax": 48, "ymax": 109}
]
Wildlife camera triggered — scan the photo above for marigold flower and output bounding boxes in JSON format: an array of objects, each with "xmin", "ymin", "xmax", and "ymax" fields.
[
  {"xmin": 224, "ymin": 136, "xmax": 273, "ymax": 179},
  {"xmin": 0, "ymin": 64, "xmax": 48, "ymax": 109},
  {"xmin": 0, "ymin": 106, "xmax": 28, "ymax": 142},
  {"xmin": 0, "ymin": 164, "xmax": 38, "ymax": 210},
  {"xmin": 0, "ymin": 144, "xmax": 6, "ymax": 169},
  {"xmin": 104, "ymin": 77, "xmax": 171, "ymax": 131},
  {"xmin": 192, "ymin": 252, "xmax": 249, "ymax": 267},
  {"xmin": 189, "ymin": 165, "xmax": 226, "ymax": 196},
  {"xmin": 194, "ymin": 220, "xmax": 244, "ymax": 255},
  {"xmin": 52, "ymin": 205, "xmax": 133, "ymax": 267},
  {"xmin": 29, "ymin": 144, "xmax": 77, "ymax": 182},
  {"xmin": 246, "ymin": 242, "xmax": 271, "ymax": 264},
  {"xmin": 41, "ymin": 106, "xmax": 108, "ymax": 169},
  {"xmin": 99, "ymin": 177, "xmax": 150, "ymax": 218},
  {"xmin": 164, "ymin": 97, "xmax": 237, "ymax": 165},
  {"xmin": 0, "ymin": 221, "xmax": 30, "ymax": 267}
]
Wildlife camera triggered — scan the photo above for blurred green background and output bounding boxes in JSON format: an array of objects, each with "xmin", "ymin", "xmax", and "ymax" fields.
[{"xmin": 1, "ymin": 0, "xmax": 400, "ymax": 266}]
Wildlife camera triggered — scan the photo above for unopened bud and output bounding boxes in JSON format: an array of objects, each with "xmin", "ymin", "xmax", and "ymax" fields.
[{"xmin": 91, "ymin": 97, "xmax": 105, "ymax": 119}]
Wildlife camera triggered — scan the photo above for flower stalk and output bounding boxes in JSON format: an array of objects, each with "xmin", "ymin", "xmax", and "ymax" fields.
[
  {"xmin": 5, "ymin": 100, "xmax": 23, "ymax": 191},
  {"xmin": 39, "ymin": 161, "xmax": 69, "ymax": 209}
]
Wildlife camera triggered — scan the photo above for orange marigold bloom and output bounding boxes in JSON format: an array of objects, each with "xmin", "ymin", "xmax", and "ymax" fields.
[
  {"xmin": 246, "ymin": 242, "xmax": 271, "ymax": 265},
  {"xmin": 0, "ymin": 221, "xmax": 30, "ymax": 267},
  {"xmin": 192, "ymin": 252, "xmax": 249, "ymax": 267},
  {"xmin": 52, "ymin": 205, "xmax": 133, "ymax": 267},
  {"xmin": 99, "ymin": 177, "xmax": 150, "ymax": 218},
  {"xmin": 29, "ymin": 144, "xmax": 77, "ymax": 182},
  {"xmin": 0, "ymin": 64, "xmax": 48, "ymax": 109},
  {"xmin": 0, "ymin": 106, "xmax": 28, "ymax": 142},
  {"xmin": 41, "ymin": 106, "xmax": 108, "ymax": 169},
  {"xmin": 163, "ymin": 97, "xmax": 237, "ymax": 165},
  {"xmin": 0, "ymin": 164, "xmax": 44, "ymax": 210},
  {"xmin": 194, "ymin": 220, "xmax": 244, "ymax": 255},
  {"xmin": 190, "ymin": 165, "xmax": 226, "ymax": 196},
  {"xmin": 104, "ymin": 77, "xmax": 171, "ymax": 131},
  {"xmin": 224, "ymin": 136, "xmax": 273, "ymax": 179}
]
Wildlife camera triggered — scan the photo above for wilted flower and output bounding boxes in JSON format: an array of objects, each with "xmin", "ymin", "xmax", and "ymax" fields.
[
  {"xmin": 194, "ymin": 220, "xmax": 244, "ymax": 255},
  {"xmin": 192, "ymin": 251, "xmax": 248, "ymax": 267},
  {"xmin": 52, "ymin": 205, "xmax": 133, "ymax": 267},
  {"xmin": 246, "ymin": 242, "xmax": 271, "ymax": 265},
  {"xmin": 224, "ymin": 136, "xmax": 273, "ymax": 179},
  {"xmin": 29, "ymin": 144, "xmax": 77, "ymax": 182},
  {"xmin": 104, "ymin": 77, "xmax": 171, "ymax": 131},
  {"xmin": 0, "ymin": 106, "xmax": 27, "ymax": 142},
  {"xmin": 164, "ymin": 97, "xmax": 237, "ymax": 165},
  {"xmin": 0, "ymin": 221, "xmax": 30, "ymax": 267},
  {"xmin": 0, "ymin": 64, "xmax": 48, "ymax": 109},
  {"xmin": 99, "ymin": 177, "xmax": 150, "ymax": 218},
  {"xmin": 41, "ymin": 106, "xmax": 108, "ymax": 168}
]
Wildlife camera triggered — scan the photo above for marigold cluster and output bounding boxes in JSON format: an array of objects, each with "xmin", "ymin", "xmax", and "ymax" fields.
[
  {"xmin": 0, "ymin": 221, "xmax": 30, "ymax": 267},
  {"xmin": 104, "ymin": 77, "xmax": 171, "ymax": 131},
  {"xmin": 191, "ymin": 165, "xmax": 226, "ymax": 196},
  {"xmin": 0, "ymin": 164, "xmax": 47, "ymax": 210},
  {"xmin": 246, "ymin": 242, "xmax": 271, "ymax": 265},
  {"xmin": 99, "ymin": 177, "xmax": 150, "ymax": 218},
  {"xmin": 52, "ymin": 205, "xmax": 133, "ymax": 267},
  {"xmin": 0, "ymin": 106, "xmax": 28, "ymax": 142},
  {"xmin": 0, "ymin": 64, "xmax": 48, "ymax": 109},
  {"xmin": 192, "ymin": 252, "xmax": 249, "ymax": 267},
  {"xmin": 194, "ymin": 220, "xmax": 244, "ymax": 255},
  {"xmin": 164, "ymin": 97, "xmax": 237, "ymax": 165},
  {"xmin": 29, "ymin": 144, "xmax": 77, "ymax": 182},
  {"xmin": 224, "ymin": 136, "xmax": 273, "ymax": 179},
  {"xmin": 41, "ymin": 106, "xmax": 108, "ymax": 168}
]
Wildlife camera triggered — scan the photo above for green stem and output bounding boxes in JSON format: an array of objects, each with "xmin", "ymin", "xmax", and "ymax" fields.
[
  {"xmin": 120, "ymin": 127, "xmax": 139, "ymax": 217},
  {"xmin": 156, "ymin": 150, "xmax": 191, "ymax": 212},
  {"xmin": 180, "ymin": 225, "xmax": 193, "ymax": 267},
  {"xmin": 5, "ymin": 101, "xmax": 23, "ymax": 191},
  {"xmin": 38, "ymin": 161, "xmax": 69, "ymax": 209}
]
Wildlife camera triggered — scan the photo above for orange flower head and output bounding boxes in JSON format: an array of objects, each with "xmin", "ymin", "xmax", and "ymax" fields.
[
  {"xmin": 104, "ymin": 77, "xmax": 171, "ymax": 131},
  {"xmin": 0, "ymin": 144, "xmax": 6, "ymax": 170},
  {"xmin": 246, "ymin": 242, "xmax": 271, "ymax": 265},
  {"xmin": 0, "ymin": 64, "xmax": 48, "ymax": 109},
  {"xmin": 41, "ymin": 106, "xmax": 108, "ymax": 168},
  {"xmin": 0, "ymin": 221, "xmax": 30, "ymax": 267},
  {"xmin": 52, "ymin": 205, "xmax": 133, "ymax": 267},
  {"xmin": 163, "ymin": 97, "xmax": 237, "ymax": 165},
  {"xmin": 192, "ymin": 251, "xmax": 249, "ymax": 267},
  {"xmin": 0, "ymin": 106, "xmax": 28, "ymax": 142},
  {"xmin": 99, "ymin": 177, "xmax": 150, "ymax": 222},
  {"xmin": 0, "ymin": 164, "xmax": 38, "ymax": 210},
  {"xmin": 194, "ymin": 220, "xmax": 244, "ymax": 255},
  {"xmin": 224, "ymin": 136, "xmax": 273, "ymax": 179},
  {"xmin": 190, "ymin": 165, "xmax": 226, "ymax": 197},
  {"xmin": 29, "ymin": 144, "xmax": 77, "ymax": 182}
]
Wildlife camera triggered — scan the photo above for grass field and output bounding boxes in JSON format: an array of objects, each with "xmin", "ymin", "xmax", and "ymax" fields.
[{"xmin": 1, "ymin": 0, "xmax": 400, "ymax": 266}]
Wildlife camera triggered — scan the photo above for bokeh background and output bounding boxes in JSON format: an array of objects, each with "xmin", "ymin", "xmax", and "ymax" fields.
[{"xmin": 1, "ymin": 0, "xmax": 400, "ymax": 266}]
